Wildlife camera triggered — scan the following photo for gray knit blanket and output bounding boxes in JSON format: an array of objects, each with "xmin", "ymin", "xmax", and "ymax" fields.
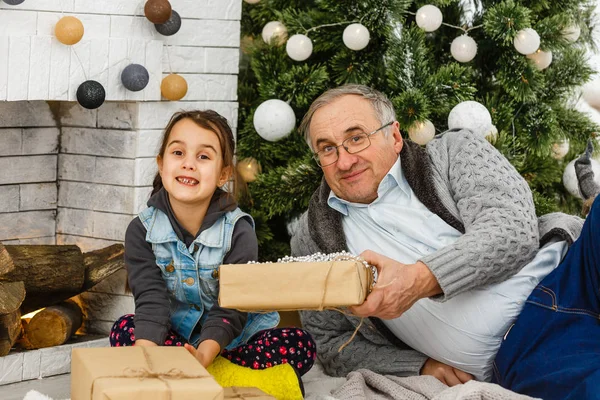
[{"xmin": 321, "ymin": 370, "xmax": 539, "ymax": 400}]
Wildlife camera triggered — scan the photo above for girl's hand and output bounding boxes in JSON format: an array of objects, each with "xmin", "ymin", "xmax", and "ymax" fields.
[
  {"xmin": 184, "ymin": 340, "xmax": 221, "ymax": 368},
  {"xmin": 135, "ymin": 339, "xmax": 158, "ymax": 346}
]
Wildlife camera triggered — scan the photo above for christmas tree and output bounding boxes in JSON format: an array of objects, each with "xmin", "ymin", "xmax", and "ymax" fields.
[{"xmin": 237, "ymin": 0, "xmax": 599, "ymax": 261}]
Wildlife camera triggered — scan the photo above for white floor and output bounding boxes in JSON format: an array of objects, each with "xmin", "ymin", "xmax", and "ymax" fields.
[{"xmin": 0, "ymin": 360, "xmax": 345, "ymax": 400}]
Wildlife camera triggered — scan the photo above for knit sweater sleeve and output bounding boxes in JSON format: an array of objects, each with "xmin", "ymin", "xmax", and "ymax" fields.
[
  {"xmin": 300, "ymin": 310, "xmax": 428, "ymax": 377},
  {"xmin": 421, "ymin": 129, "xmax": 539, "ymax": 300}
]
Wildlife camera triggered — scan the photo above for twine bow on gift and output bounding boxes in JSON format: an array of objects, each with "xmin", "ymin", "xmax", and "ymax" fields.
[
  {"xmin": 226, "ymin": 387, "xmax": 272, "ymax": 399},
  {"xmin": 90, "ymin": 347, "xmax": 212, "ymax": 400}
]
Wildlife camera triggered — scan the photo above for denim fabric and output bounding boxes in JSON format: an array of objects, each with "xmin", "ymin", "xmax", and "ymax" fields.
[
  {"xmin": 138, "ymin": 206, "xmax": 279, "ymax": 349},
  {"xmin": 492, "ymin": 196, "xmax": 600, "ymax": 400}
]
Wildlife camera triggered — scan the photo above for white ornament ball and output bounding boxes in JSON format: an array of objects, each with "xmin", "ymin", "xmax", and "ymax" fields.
[
  {"xmin": 526, "ymin": 49, "xmax": 552, "ymax": 70},
  {"xmin": 416, "ymin": 5, "xmax": 443, "ymax": 32},
  {"xmin": 408, "ymin": 120, "xmax": 436, "ymax": 145},
  {"xmin": 563, "ymin": 158, "xmax": 600, "ymax": 198},
  {"xmin": 450, "ymin": 35, "xmax": 477, "ymax": 63},
  {"xmin": 244, "ymin": 0, "xmax": 260, "ymax": 3},
  {"xmin": 253, "ymin": 99, "xmax": 296, "ymax": 141},
  {"xmin": 448, "ymin": 101, "xmax": 493, "ymax": 136},
  {"xmin": 514, "ymin": 28, "xmax": 540, "ymax": 55},
  {"xmin": 286, "ymin": 34, "xmax": 313, "ymax": 61},
  {"xmin": 342, "ymin": 23, "xmax": 370, "ymax": 51},
  {"xmin": 261, "ymin": 21, "xmax": 287, "ymax": 45},
  {"xmin": 551, "ymin": 139, "xmax": 570, "ymax": 160},
  {"xmin": 582, "ymin": 80, "xmax": 600, "ymax": 111},
  {"xmin": 563, "ymin": 25, "xmax": 581, "ymax": 42}
]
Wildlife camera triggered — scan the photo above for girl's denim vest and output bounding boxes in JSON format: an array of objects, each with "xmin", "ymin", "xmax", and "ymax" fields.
[{"xmin": 138, "ymin": 206, "xmax": 280, "ymax": 349}]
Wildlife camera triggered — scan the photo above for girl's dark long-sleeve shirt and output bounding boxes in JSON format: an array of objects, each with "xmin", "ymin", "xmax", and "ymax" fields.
[{"xmin": 125, "ymin": 188, "xmax": 258, "ymax": 350}]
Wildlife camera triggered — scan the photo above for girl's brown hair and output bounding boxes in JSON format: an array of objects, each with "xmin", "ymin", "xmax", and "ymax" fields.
[{"xmin": 152, "ymin": 110, "xmax": 242, "ymax": 198}]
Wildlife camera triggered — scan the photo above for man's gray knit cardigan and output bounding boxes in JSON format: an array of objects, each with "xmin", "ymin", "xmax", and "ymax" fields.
[{"xmin": 290, "ymin": 129, "xmax": 583, "ymax": 378}]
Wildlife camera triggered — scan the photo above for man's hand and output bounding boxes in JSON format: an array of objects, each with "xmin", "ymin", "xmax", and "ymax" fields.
[
  {"xmin": 184, "ymin": 340, "xmax": 221, "ymax": 368},
  {"xmin": 349, "ymin": 250, "xmax": 442, "ymax": 319},
  {"xmin": 421, "ymin": 358, "xmax": 473, "ymax": 386}
]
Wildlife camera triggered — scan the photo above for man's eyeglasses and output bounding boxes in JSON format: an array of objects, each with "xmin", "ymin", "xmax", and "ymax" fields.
[{"xmin": 312, "ymin": 121, "xmax": 394, "ymax": 167}]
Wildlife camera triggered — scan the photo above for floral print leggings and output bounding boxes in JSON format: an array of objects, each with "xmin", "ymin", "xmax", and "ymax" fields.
[{"xmin": 109, "ymin": 314, "xmax": 316, "ymax": 376}]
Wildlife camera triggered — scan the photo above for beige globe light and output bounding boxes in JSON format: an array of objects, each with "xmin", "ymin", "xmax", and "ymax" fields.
[
  {"xmin": 526, "ymin": 49, "xmax": 552, "ymax": 70},
  {"xmin": 563, "ymin": 25, "xmax": 581, "ymax": 42},
  {"xmin": 262, "ymin": 21, "xmax": 288, "ymax": 45},
  {"xmin": 450, "ymin": 35, "xmax": 477, "ymax": 62},
  {"xmin": 408, "ymin": 120, "xmax": 436, "ymax": 145},
  {"xmin": 55, "ymin": 16, "xmax": 84, "ymax": 45},
  {"xmin": 551, "ymin": 139, "xmax": 570, "ymax": 160},
  {"xmin": 342, "ymin": 23, "xmax": 370, "ymax": 51},
  {"xmin": 416, "ymin": 5, "xmax": 443, "ymax": 32},
  {"xmin": 286, "ymin": 34, "xmax": 313, "ymax": 61},
  {"xmin": 513, "ymin": 28, "xmax": 540, "ymax": 55},
  {"xmin": 237, "ymin": 157, "xmax": 261, "ymax": 182}
]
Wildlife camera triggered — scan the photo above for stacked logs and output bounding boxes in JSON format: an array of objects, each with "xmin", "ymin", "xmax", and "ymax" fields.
[{"xmin": 0, "ymin": 243, "xmax": 124, "ymax": 356}]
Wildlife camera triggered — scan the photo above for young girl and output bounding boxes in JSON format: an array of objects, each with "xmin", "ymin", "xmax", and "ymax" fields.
[{"xmin": 110, "ymin": 110, "xmax": 315, "ymax": 398}]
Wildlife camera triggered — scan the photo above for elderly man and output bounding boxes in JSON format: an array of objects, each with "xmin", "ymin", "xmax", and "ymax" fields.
[{"xmin": 290, "ymin": 84, "xmax": 591, "ymax": 399}]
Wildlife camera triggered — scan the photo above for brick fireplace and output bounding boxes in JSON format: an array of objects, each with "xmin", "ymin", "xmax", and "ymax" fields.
[{"xmin": 0, "ymin": 0, "xmax": 242, "ymax": 384}]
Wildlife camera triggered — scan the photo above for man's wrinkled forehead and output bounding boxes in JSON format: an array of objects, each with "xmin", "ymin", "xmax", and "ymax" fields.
[{"xmin": 310, "ymin": 95, "xmax": 378, "ymax": 139}]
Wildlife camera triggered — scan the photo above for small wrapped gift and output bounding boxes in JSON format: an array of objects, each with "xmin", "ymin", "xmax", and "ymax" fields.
[
  {"xmin": 224, "ymin": 387, "xmax": 276, "ymax": 399},
  {"xmin": 71, "ymin": 346, "xmax": 223, "ymax": 400},
  {"xmin": 218, "ymin": 260, "xmax": 373, "ymax": 311}
]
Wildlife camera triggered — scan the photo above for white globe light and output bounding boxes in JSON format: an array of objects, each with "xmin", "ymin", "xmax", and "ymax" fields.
[
  {"xmin": 450, "ymin": 35, "xmax": 477, "ymax": 63},
  {"xmin": 261, "ymin": 21, "xmax": 287, "ymax": 45},
  {"xmin": 513, "ymin": 28, "xmax": 540, "ymax": 55},
  {"xmin": 408, "ymin": 120, "xmax": 436, "ymax": 145},
  {"xmin": 244, "ymin": 0, "xmax": 261, "ymax": 3},
  {"xmin": 286, "ymin": 34, "xmax": 313, "ymax": 61},
  {"xmin": 342, "ymin": 23, "xmax": 370, "ymax": 51},
  {"xmin": 563, "ymin": 25, "xmax": 581, "ymax": 42},
  {"xmin": 551, "ymin": 139, "xmax": 570, "ymax": 160},
  {"xmin": 416, "ymin": 5, "xmax": 443, "ymax": 32},
  {"xmin": 448, "ymin": 101, "xmax": 493, "ymax": 136},
  {"xmin": 526, "ymin": 49, "xmax": 552, "ymax": 70},
  {"xmin": 253, "ymin": 99, "xmax": 296, "ymax": 142},
  {"xmin": 486, "ymin": 125, "xmax": 498, "ymax": 144},
  {"xmin": 563, "ymin": 158, "xmax": 600, "ymax": 198}
]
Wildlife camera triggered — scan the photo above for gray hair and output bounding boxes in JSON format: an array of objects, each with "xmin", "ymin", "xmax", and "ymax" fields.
[{"xmin": 299, "ymin": 84, "xmax": 397, "ymax": 151}]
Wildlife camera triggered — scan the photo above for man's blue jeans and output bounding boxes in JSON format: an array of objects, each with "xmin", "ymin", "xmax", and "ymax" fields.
[{"xmin": 492, "ymin": 196, "xmax": 600, "ymax": 400}]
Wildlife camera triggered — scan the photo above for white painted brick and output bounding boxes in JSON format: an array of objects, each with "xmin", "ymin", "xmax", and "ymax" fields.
[
  {"xmin": 0, "ymin": 210, "xmax": 56, "ymax": 241},
  {"xmin": 7, "ymin": 36, "xmax": 31, "ymax": 101},
  {"xmin": 97, "ymin": 102, "xmax": 137, "ymax": 130},
  {"xmin": 56, "ymin": 233, "xmax": 121, "ymax": 252},
  {"xmin": 28, "ymin": 36, "xmax": 52, "ymax": 100},
  {"xmin": 165, "ymin": 20, "xmax": 240, "ymax": 47},
  {"xmin": 109, "ymin": 15, "xmax": 156, "ymax": 40},
  {"xmin": 163, "ymin": 47, "xmax": 239, "ymax": 74},
  {"xmin": 173, "ymin": 0, "xmax": 242, "ymax": 20},
  {"xmin": 9, "ymin": 236, "xmax": 55, "ymax": 245},
  {"xmin": 73, "ymin": 0, "xmax": 141, "ymax": 15},
  {"xmin": 125, "ymin": 39, "xmax": 147, "ymax": 102},
  {"xmin": 137, "ymin": 101, "xmax": 238, "ymax": 129},
  {"xmin": 0, "ymin": 11, "xmax": 37, "ymax": 36},
  {"xmin": 0, "ymin": 101, "xmax": 56, "ymax": 128},
  {"xmin": 0, "ymin": 0, "xmax": 74, "ymax": 13},
  {"xmin": 134, "ymin": 158, "xmax": 157, "ymax": 186},
  {"xmin": 0, "ymin": 352, "xmax": 23, "ymax": 385},
  {"xmin": 106, "ymin": 38, "xmax": 128, "ymax": 101},
  {"xmin": 0, "ymin": 36, "xmax": 8, "ymax": 101},
  {"xmin": 89, "ymin": 38, "xmax": 110, "ymax": 90},
  {"xmin": 0, "ymin": 184, "xmax": 19, "ymax": 212},
  {"xmin": 0, "ymin": 155, "xmax": 57, "ymax": 185},
  {"xmin": 0, "ymin": 128, "xmax": 22, "ymax": 155},
  {"xmin": 22, "ymin": 349, "xmax": 41, "ymax": 381},
  {"xmin": 85, "ymin": 320, "xmax": 116, "ymax": 336},
  {"xmin": 49, "ymin": 38, "xmax": 71, "ymax": 101},
  {"xmin": 92, "ymin": 211, "xmax": 133, "ymax": 240},
  {"xmin": 145, "ymin": 40, "xmax": 163, "ymax": 101},
  {"xmin": 58, "ymin": 181, "xmax": 134, "ymax": 213},
  {"xmin": 134, "ymin": 186, "xmax": 153, "ymax": 213},
  {"xmin": 56, "ymin": 207, "xmax": 94, "ymax": 237},
  {"xmin": 37, "ymin": 13, "xmax": 110, "ymax": 39},
  {"xmin": 89, "ymin": 268, "xmax": 129, "ymax": 295},
  {"xmin": 59, "ymin": 154, "xmax": 96, "ymax": 182},
  {"xmin": 94, "ymin": 157, "xmax": 135, "ymax": 186},
  {"xmin": 39, "ymin": 345, "xmax": 72, "ymax": 377},
  {"xmin": 174, "ymin": 73, "xmax": 237, "ymax": 101},
  {"xmin": 22, "ymin": 128, "xmax": 60, "ymax": 154},
  {"xmin": 19, "ymin": 182, "xmax": 57, "ymax": 211},
  {"xmin": 58, "ymin": 101, "xmax": 98, "ymax": 127},
  {"xmin": 136, "ymin": 129, "xmax": 163, "ymax": 157},
  {"xmin": 69, "ymin": 40, "xmax": 91, "ymax": 102},
  {"xmin": 61, "ymin": 127, "xmax": 137, "ymax": 158},
  {"xmin": 79, "ymin": 291, "xmax": 135, "ymax": 324}
]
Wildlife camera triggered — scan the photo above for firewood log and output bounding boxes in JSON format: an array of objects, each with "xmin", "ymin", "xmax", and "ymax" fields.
[
  {"xmin": 0, "ymin": 281, "xmax": 25, "ymax": 356},
  {"xmin": 19, "ymin": 300, "xmax": 83, "ymax": 350},
  {"xmin": 82, "ymin": 244, "xmax": 125, "ymax": 290}
]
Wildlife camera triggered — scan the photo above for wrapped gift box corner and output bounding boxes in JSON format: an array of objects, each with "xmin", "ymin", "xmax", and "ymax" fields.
[
  {"xmin": 71, "ymin": 346, "xmax": 223, "ymax": 400},
  {"xmin": 224, "ymin": 387, "xmax": 276, "ymax": 399},
  {"xmin": 218, "ymin": 260, "xmax": 371, "ymax": 310}
]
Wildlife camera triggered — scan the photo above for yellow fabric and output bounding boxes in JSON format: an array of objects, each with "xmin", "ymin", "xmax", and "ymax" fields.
[{"xmin": 207, "ymin": 356, "xmax": 303, "ymax": 400}]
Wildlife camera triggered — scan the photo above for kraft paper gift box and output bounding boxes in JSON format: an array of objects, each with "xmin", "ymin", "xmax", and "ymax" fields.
[
  {"xmin": 218, "ymin": 260, "xmax": 373, "ymax": 310},
  {"xmin": 71, "ymin": 346, "xmax": 224, "ymax": 400},
  {"xmin": 224, "ymin": 387, "xmax": 276, "ymax": 399}
]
